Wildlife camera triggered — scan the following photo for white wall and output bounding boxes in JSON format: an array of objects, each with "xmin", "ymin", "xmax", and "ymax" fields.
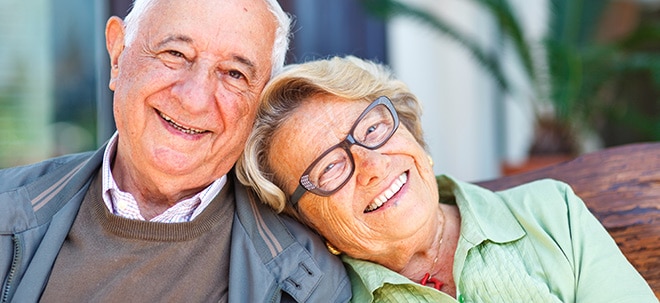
[
  {"xmin": 388, "ymin": 0, "xmax": 499, "ymax": 182},
  {"xmin": 387, "ymin": 0, "xmax": 545, "ymax": 182},
  {"xmin": 500, "ymin": 0, "xmax": 547, "ymax": 168}
]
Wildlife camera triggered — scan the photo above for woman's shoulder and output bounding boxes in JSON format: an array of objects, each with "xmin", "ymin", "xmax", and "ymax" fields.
[
  {"xmin": 439, "ymin": 174, "xmax": 575, "ymax": 208},
  {"xmin": 440, "ymin": 174, "xmax": 581, "ymax": 239}
]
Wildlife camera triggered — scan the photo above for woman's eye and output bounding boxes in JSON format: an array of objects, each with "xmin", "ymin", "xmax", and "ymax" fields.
[
  {"xmin": 363, "ymin": 123, "xmax": 383, "ymax": 140},
  {"xmin": 318, "ymin": 161, "xmax": 344, "ymax": 188},
  {"xmin": 323, "ymin": 162, "xmax": 337, "ymax": 174},
  {"xmin": 320, "ymin": 161, "xmax": 343, "ymax": 182},
  {"xmin": 314, "ymin": 151, "xmax": 349, "ymax": 189}
]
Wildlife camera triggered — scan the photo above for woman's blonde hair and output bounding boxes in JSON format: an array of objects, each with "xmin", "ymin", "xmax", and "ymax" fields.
[{"xmin": 237, "ymin": 56, "xmax": 426, "ymax": 218}]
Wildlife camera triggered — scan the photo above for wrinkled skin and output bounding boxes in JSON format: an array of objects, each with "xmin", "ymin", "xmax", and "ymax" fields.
[
  {"xmin": 267, "ymin": 95, "xmax": 450, "ymax": 276},
  {"xmin": 105, "ymin": 0, "xmax": 276, "ymax": 218}
]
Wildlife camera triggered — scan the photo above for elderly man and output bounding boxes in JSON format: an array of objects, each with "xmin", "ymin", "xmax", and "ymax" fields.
[{"xmin": 0, "ymin": 0, "xmax": 350, "ymax": 302}]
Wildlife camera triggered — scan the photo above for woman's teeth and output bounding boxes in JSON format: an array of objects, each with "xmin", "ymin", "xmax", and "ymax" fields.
[
  {"xmin": 160, "ymin": 112, "xmax": 206, "ymax": 135},
  {"xmin": 365, "ymin": 172, "xmax": 408, "ymax": 213}
]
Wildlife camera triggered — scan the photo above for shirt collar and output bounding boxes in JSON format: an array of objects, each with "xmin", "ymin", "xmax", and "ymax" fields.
[
  {"xmin": 342, "ymin": 255, "xmax": 454, "ymax": 302},
  {"xmin": 101, "ymin": 132, "xmax": 226, "ymax": 222},
  {"xmin": 437, "ymin": 174, "xmax": 526, "ymax": 294},
  {"xmin": 437, "ymin": 175, "xmax": 525, "ymax": 245}
]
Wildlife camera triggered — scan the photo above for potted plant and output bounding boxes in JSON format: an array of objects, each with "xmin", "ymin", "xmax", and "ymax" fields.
[{"xmin": 360, "ymin": 0, "xmax": 660, "ymax": 173}]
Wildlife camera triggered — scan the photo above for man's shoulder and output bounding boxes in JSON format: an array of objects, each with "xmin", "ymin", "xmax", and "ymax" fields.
[
  {"xmin": 0, "ymin": 150, "xmax": 102, "ymax": 233},
  {"xmin": 231, "ymin": 178, "xmax": 330, "ymax": 260},
  {"xmin": 229, "ymin": 178, "xmax": 352, "ymax": 302},
  {"xmin": 0, "ymin": 151, "xmax": 97, "ymax": 192},
  {"xmin": 0, "ymin": 148, "xmax": 103, "ymax": 222}
]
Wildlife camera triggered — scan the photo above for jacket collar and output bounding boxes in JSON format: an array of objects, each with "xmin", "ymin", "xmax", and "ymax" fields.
[{"xmin": 29, "ymin": 145, "xmax": 106, "ymax": 225}]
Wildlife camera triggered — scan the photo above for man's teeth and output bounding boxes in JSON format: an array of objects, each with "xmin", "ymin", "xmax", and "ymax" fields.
[
  {"xmin": 160, "ymin": 112, "xmax": 206, "ymax": 135},
  {"xmin": 365, "ymin": 173, "xmax": 408, "ymax": 212}
]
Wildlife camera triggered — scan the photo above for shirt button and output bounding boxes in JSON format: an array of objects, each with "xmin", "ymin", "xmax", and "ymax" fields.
[{"xmin": 116, "ymin": 199, "xmax": 128, "ymax": 210}]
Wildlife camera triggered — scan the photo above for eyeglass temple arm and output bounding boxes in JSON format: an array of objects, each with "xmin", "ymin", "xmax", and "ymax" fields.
[{"xmin": 289, "ymin": 185, "xmax": 307, "ymax": 208}]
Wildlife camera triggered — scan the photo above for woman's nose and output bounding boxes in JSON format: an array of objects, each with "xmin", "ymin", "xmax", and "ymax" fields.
[{"xmin": 353, "ymin": 147, "xmax": 391, "ymax": 187}]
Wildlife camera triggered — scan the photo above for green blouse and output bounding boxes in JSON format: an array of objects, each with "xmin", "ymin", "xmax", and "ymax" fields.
[{"xmin": 342, "ymin": 175, "xmax": 656, "ymax": 303}]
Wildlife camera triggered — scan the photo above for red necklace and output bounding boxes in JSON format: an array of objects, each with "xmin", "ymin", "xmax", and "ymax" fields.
[
  {"xmin": 420, "ymin": 273, "xmax": 444, "ymax": 290},
  {"xmin": 420, "ymin": 209, "xmax": 446, "ymax": 291}
]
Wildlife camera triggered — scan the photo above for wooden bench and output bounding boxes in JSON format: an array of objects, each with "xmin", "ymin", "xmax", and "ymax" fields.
[{"xmin": 476, "ymin": 142, "xmax": 660, "ymax": 297}]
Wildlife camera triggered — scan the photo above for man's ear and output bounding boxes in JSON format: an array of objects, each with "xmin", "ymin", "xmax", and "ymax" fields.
[{"xmin": 105, "ymin": 16, "xmax": 126, "ymax": 91}]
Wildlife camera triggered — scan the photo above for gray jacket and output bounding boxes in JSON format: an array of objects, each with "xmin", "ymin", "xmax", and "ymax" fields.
[{"xmin": 0, "ymin": 145, "xmax": 351, "ymax": 302}]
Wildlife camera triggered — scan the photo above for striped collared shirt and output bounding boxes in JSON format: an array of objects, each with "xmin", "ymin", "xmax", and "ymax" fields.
[{"xmin": 101, "ymin": 132, "xmax": 226, "ymax": 223}]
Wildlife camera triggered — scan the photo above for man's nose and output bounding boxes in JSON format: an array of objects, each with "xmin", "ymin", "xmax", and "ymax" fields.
[
  {"xmin": 172, "ymin": 65, "xmax": 217, "ymax": 114},
  {"xmin": 353, "ymin": 147, "xmax": 391, "ymax": 187}
]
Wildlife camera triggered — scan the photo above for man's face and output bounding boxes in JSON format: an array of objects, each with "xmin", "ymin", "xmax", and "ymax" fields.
[{"xmin": 106, "ymin": 0, "xmax": 276, "ymax": 195}]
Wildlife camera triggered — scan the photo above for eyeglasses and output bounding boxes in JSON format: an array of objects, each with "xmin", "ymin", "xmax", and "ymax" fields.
[{"xmin": 289, "ymin": 96, "xmax": 400, "ymax": 208}]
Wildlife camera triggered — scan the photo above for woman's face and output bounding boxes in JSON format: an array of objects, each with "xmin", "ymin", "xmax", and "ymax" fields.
[{"xmin": 268, "ymin": 95, "xmax": 440, "ymax": 268}]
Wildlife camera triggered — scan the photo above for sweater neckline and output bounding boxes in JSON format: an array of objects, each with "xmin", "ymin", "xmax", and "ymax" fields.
[{"xmin": 87, "ymin": 170, "xmax": 234, "ymax": 242}]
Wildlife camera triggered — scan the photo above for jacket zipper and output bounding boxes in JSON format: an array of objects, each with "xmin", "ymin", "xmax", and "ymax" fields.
[
  {"xmin": 269, "ymin": 287, "xmax": 280, "ymax": 303},
  {"xmin": 1, "ymin": 234, "xmax": 21, "ymax": 303}
]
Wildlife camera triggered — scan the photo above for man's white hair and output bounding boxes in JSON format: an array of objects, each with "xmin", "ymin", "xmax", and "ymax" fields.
[{"xmin": 122, "ymin": 0, "xmax": 291, "ymax": 76}]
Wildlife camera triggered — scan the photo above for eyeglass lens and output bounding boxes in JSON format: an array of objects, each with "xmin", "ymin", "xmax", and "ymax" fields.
[{"xmin": 305, "ymin": 103, "xmax": 396, "ymax": 193}]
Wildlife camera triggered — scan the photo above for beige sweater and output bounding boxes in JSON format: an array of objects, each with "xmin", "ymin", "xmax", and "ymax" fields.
[{"xmin": 42, "ymin": 171, "xmax": 235, "ymax": 302}]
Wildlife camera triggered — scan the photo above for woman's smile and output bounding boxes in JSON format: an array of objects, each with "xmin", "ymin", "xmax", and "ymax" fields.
[{"xmin": 365, "ymin": 171, "xmax": 409, "ymax": 213}]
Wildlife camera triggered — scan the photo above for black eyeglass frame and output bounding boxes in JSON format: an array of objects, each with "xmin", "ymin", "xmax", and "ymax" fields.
[{"xmin": 289, "ymin": 96, "xmax": 400, "ymax": 208}]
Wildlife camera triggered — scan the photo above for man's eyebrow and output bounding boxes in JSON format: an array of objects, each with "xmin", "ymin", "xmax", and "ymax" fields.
[
  {"xmin": 155, "ymin": 35, "xmax": 260, "ymax": 79},
  {"xmin": 156, "ymin": 35, "xmax": 193, "ymax": 48},
  {"xmin": 232, "ymin": 54, "xmax": 257, "ymax": 79}
]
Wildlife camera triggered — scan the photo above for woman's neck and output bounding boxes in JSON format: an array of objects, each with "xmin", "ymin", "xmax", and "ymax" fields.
[{"xmin": 399, "ymin": 203, "xmax": 461, "ymax": 297}]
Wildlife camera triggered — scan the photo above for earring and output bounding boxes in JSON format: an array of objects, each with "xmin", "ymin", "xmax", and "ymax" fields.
[
  {"xmin": 325, "ymin": 241, "xmax": 342, "ymax": 255},
  {"xmin": 427, "ymin": 155, "xmax": 434, "ymax": 166}
]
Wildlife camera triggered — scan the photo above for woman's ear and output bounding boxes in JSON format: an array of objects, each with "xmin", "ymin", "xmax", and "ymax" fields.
[{"xmin": 105, "ymin": 16, "xmax": 126, "ymax": 91}]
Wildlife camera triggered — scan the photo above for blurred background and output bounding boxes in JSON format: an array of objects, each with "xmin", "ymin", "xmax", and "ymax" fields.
[{"xmin": 1, "ymin": 0, "xmax": 659, "ymax": 182}]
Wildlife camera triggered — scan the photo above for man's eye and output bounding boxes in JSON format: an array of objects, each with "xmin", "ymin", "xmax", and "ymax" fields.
[
  {"xmin": 167, "ymin": 50, "xmax": 185, "ymax": 58},
  {"xmin": 158, "ymin": 49, "xmax": 191, "ymax": 69},
  {"xmin": 228, "ymin": 70, "xmax": 245, "ymax": 80}
]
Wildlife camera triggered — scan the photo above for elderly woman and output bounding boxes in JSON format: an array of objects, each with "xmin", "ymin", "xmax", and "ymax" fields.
[{"xmin": 238, "ymin": 56, "xmax": 656, "ymax": 302}]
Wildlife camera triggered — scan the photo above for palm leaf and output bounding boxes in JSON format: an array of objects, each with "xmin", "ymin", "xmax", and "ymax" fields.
[
  {"xmin": 359, "ymin": 0, "xmax": 511, "ymax": 91},
  {"xmin": 478, "ymin": 0, "xmax": 536, "ymax": 83}
]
